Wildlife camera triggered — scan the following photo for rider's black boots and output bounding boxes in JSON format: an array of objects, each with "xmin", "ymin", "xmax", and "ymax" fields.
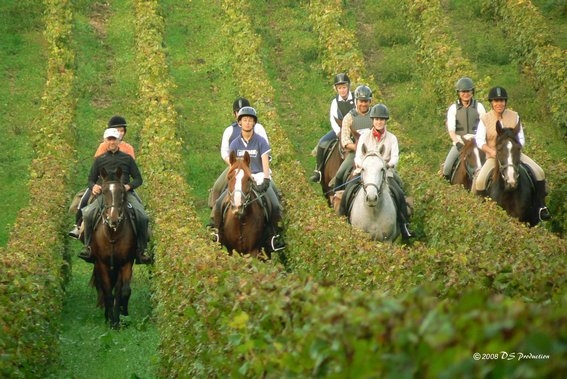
[
  {"xmin": 535, "ymin": 180, "xmax": 551, "ymax": 221},
  {"xmin": 309, "ymin": 146, "xmax": 325, "ymax": 183}
]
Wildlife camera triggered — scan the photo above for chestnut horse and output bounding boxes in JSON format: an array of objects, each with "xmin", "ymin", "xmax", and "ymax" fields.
[
  {"xmin": 450, "ymin": 136, "xmax": 485, "ymax": 191},
  {"xmin": 90, "ymin": 167, "xmax": 136, "ymax": 328},
  {"xmin": 487, "ymin": 122, "xmax": 540, "ymax": 226},
  {"xmin": 320, "ymin": 138, "xmax": 343, "ymax": 206},
  {"xmin": 217, "ymin": 151, "xmax": 268, "ymax": 259}
]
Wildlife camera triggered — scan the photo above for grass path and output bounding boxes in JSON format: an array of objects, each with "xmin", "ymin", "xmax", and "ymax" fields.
[{"xmin": 53, "ymin": 1, "xmax": 158, "ymax": 377}]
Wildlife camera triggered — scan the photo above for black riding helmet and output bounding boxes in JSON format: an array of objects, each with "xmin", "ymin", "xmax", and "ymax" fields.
[
  {"xmin": 233, "ymin": 97, "xmax": 251, "ymax": 112},
  {"xmin": 108, "ymin": 115, "xmax": 127, "ymax": 135},
  {"xmin": 369, "ymin": 103, "xmax": 390, "ymax": 119},
  {"xmin": 488, "ymin": 86, "xmax": 508, "ymax": 101},
  {"xmin": 354, "ymin": 85, "xmax": 372, "ymax": 101},
  {"xmin": 237, "ymin": 106, "xmax": 258, "ymax": 122},
  {"xmin": 334, "ymin": 73, "xmax": 350, "ymax": 86}
]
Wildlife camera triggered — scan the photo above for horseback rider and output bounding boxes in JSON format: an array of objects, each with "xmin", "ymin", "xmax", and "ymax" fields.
[
  {"xmin": 442, "ymin": 77, "xmax": 486, "ymax": 181},
  {"xmin": 78, "ymin": 128, "xmax": 152, "ymax": 264},
  {"xmin": 347, "ymin": 103, "xmax": 413, "ymax": 240},
  {"xmin": 309, "ymin": 73, "xmax": 355, "ymax": 182},
  {"xmin": 473, "ymin": 86, "xmax": 551, "ymax": 221},
  {"xmin": 69, "ymin": 115, "xmax": 136, "ymax": 239},
  {"xmin": 207, "ymin": 97, "xmax": 270, "ymax": 216},
  {"xmin": 333, "ymin": 85, "xmax": 373, "ymax": 191},
  {"xmin": 213, "ymin": 106, "xmax": 285, "ymax": 252}
]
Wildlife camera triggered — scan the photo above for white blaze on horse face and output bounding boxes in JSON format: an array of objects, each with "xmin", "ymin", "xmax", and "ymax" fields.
[
  {"xmin": 473, "ymin": 147, "xmax": 482, "ymax": 171},
  {"xmin": 108, "ymin": 183, "xmax": 120, "ymax": 221},
  {"xmin": 233, "ymin": 169, "xmax": 245, "ymax": 207},
  {"xmin": 504, "ymin": 141, "xmax": 517, "ymax": 187}
]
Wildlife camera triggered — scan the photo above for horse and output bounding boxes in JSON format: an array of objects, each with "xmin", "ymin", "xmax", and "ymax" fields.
[
  {"xmin": 487, "ymin": 121, "xmax": 540, "ymax": 226},
  {"xmin": 320, "ymin": 138, "xmax": 343, "ymax": 206},
  {"xmin": 217, "ymin": 151, "xmax": 268, "ymax": 259},
  {"xmin": 450, "ymin": 135, "xmax": 485, "ymax": 191},
  {"xmin": 90, "ymin": 167, "xmax": 136, "ymax": 328},
  {"xmin": 349, "ymin": 149, "xmax": 399, "ymax": 241}
]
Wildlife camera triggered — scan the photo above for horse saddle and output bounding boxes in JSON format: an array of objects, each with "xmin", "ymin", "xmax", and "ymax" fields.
[{"xmin": 339, "ymin": 178, "xmax": 362, "ymax": 218}]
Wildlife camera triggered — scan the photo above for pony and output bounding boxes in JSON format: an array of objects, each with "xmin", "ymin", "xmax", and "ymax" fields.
[
  {"xmin": 319, "ymin": 138, "xmax": 343, "ymax": 206},
  {"xmin": 217, "ymin": 151, "xmax": 269, "ymax": 259},
  {"xmin": 450, "ymin": 135, "xmax": 485, "ymax": 191},
  {"xmin": 90, "ymin": 167, "xmax": 136, "ymax": 328},
  {"xmin": 349, "ymin": 149, "xmax": 399, "ymax": 241},
  {"xmin": 487, "ymin": 121, "xmax": 540, "ymax": 226}
]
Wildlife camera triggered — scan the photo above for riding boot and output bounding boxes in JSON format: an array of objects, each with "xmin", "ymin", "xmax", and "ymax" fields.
[
  {"xmin": 136, "ymin": 249, "xmax": 153, "ymax": 265},
  {"xmin": 309, "ymin": 146, "xmax": 325, "ymax": 183},
  {"xmin": 78, "ymin": 246, "xmax": 94, "ymax": 263},
  {"xmin": 535, "ymin": 180, "xmax": 551, "ymax": 221},
  {"xmin": 268, "ymin": 224, "xmax": 285, "ymax": 252}
]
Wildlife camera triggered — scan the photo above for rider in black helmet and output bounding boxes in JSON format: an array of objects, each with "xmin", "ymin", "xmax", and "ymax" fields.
[
  {"xmin": 474, "ymin": 86, "xmax": 551, "ymax": 221},
  {"xmin": 309, "ymin": 73, "xmax": 355, "ymax": 182}
]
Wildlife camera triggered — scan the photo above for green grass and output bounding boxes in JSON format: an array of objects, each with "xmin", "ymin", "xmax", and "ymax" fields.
[{"xmin": 0, "ymin": 0, "xmax": 46, "ymax": 246}]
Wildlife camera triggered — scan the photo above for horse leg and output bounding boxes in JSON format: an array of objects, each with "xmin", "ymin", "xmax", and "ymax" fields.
[
  {"xmin": 119, "ymin": 262, "xmax": 133, "ymax": 317},
  {"xmin": 95, "ymin": 262, "xmax": 114, "ymax": 324}
]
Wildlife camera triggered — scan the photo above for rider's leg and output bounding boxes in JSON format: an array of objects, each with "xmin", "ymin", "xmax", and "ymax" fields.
[
  {"xmin": 334, "ymin": 152, "xmax": 354, "ymax": 191},
  {"xmin": 210, "ymin": 191, "xmax": 227, "ymax": 242},
  {"xmin": 442, "ymin": 146, "xmax": 459, "ymax": 181},
  {"xmin": 265, "ymin": 185, "xmax": 285, "ymax": 252},
  {"xmin": 388, "ymin": 176, "xmax": 412, "ymax": 240},
  {"xmin": 521, "ymin": 154, "xmax": 550, "ymax": 220},
  {"xmin": 310, "ymin": 131, "xmax": 335, "ymax": 182},
  {"xmin": 127, "ymin": 193, "xmax": 153, "ymax": 264},
  {"xmin": 69, "ymin": 187, "xmax": 92, "ymax": 238},
  {"xmin": 472, "ymin": 158, "xmax": 495, "ymax": 195}
]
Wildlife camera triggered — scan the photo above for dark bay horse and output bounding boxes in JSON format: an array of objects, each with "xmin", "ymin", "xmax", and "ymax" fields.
[
  {"xmin": 487, "ymin": 122, "xmax": 540, "ymax": 226},
  {"xmin": 217, "ymin": 151, "xmax": 268, "ymax": 259},
  {"xmin": 90, "ymin": 167, "xmax": 136, "ymax": 328},
  {"xmin": 450, "ymin": 136, "xmax": 485, "ymax": 191},
  {"xmin": 320, "ymin": 138, "xmax": 343, "ymax": 206}
]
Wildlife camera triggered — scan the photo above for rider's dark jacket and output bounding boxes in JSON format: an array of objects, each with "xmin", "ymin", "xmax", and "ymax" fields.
[{"xmin": 88, "ymin": 149, "xmax": 143, "ymax": 190}]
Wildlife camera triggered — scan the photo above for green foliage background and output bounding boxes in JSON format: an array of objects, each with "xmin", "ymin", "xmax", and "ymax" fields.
[{"xmin": 0, "ymin": 0, "xmax": 566, "ymax": 378}]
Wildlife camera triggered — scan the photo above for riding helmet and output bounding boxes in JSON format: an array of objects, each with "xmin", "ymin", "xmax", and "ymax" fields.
[
  {"xmin": 233, "ymin": 97, "xmax": 251, "ymax": 112},
  {"xmin": 488, "ymin": 86, "xmax": 508, "ymax": 101},
  {"xmin": 108, "ymin": 115, "xmax": 127, "ymax": 134},
  {"xmin": 334, "ymin": 73, "xmax": 350, "ymax": 86},
  {"xmin": 354, "ymin": 85, "xmax": 372, "ymax": 101},
  {"xmin": 369, "ymin": 103, "xmax": 390, "ymax": 119},
  {"xmin": 455, "ymin": 77, "xmax": 474, "ymax": 93},
  {"xmin": 237, "ymin": 106, "xmax": 258, "ymax": 122}
]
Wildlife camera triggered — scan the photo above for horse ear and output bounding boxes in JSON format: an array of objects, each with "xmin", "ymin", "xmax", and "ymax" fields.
[
  {"xmin": 379, "ymin": 144, "xmax": 386, "ymax": 156},
  {"xmin": 243, "ymin": 151, "xmax": 251, "ymax": 166},
  {"xmin": 101, "ymin": 167, "xmax": 108, "ymax": 180},
  {"xmin": 513, "ymin": 119, "xmax": 521, "ymax": 135},
  {"xmin": 116, "ymin": 167, "xmax": 123, "ymax": 181},
  {"xmin": 361, "ymin": 143, "xmax": 367, "ymax": 156},
  {"xmin": 229, "ymin": 150, "xmax": 237, "ymax": 165},
  {"xmin": 496, "ymin": 120, "xmax": 503, "ymax": 135}
]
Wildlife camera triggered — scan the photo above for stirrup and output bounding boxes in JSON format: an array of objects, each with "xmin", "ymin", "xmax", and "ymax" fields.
[
  {"xmin": 209, "ymin": 228, "xmax": 219, "ymax": 243},
  {"xmin": 68, "ymin": 225, "xmax": 80, "ymax": 239},
  {"xmin": 270, "ymin": 235, "xmax": 285, "ymax": 252},
  {"xmin": 309, "ymin": 170, "xmax": 321, "ymax": 183},
  {"xmin": 539, "ymin": 207, "xmax": 551, "ymax": 221}
]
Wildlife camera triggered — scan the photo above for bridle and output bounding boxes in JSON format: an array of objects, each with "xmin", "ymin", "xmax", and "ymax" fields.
[
  {"xmin": 360, "ymin": 153, "xmax": 386, "ymax": 202},
  {"xmin": 102, "ymin": 182, "xmax": 127, "ymax": 231}
]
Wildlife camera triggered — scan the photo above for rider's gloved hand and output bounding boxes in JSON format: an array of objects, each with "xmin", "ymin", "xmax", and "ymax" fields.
[
  {"xmin": 255, "ymin": 178, "xmax": 271, "ymax": 193},
  {"xmin": 456, "ymin": 142, "xmax": 464, "ymax": 151}
]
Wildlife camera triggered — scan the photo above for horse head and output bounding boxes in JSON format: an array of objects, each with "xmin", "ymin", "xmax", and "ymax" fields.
[
  {"xmin": 359, "ymin": 144, "xmax": 387, "ymax": 207},
  {"xmin": 461, "ymin": 135, "xmax": 485, "ymax": 176},
  {"xmin": 494, "ymin": 121, "xmax": 522, "ymax": 191},
  {"xmin": 100, "ymin": 167, "xmax": 127, "ymax": 230},
  {"xmin": 227, "ymin": 151, "xmax": 253, "ymax": 218}
]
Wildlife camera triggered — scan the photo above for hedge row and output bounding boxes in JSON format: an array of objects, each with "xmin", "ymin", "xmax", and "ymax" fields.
[
  {"xmin": 0, "ymin": 0, "xmax": 76, "ymax": 377},
  {"xmin": 481, "ymin": 0, "xmax": 567, "ymax": 133},
  {"xmin": 153, "ymin": 0, "xmax": 567, "ymax": 376}
]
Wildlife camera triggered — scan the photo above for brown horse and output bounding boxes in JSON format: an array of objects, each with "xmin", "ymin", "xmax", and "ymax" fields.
[
  {"xmin": 487, "ymin": 122, "xmax": 541, "ymax": 226},
  {"xmin": 450, "ymin": 136, "xmax": 485, "ymax": 191},
  {"xmin": 320, "ymin": 138, "xmax": 343, "ymax": 206},
  {"xmin": 216, "ymin": 151, "xmax": 268, "ymax": 259},
  {"xmin": 90, "ymin": 167, "xmax": 136, "ymax": 328}
]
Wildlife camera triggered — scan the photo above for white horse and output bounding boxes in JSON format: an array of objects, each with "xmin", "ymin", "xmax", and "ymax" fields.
[{"xmin": 349, "ymin": 151, "xmax": 400, "ymax": 241}]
